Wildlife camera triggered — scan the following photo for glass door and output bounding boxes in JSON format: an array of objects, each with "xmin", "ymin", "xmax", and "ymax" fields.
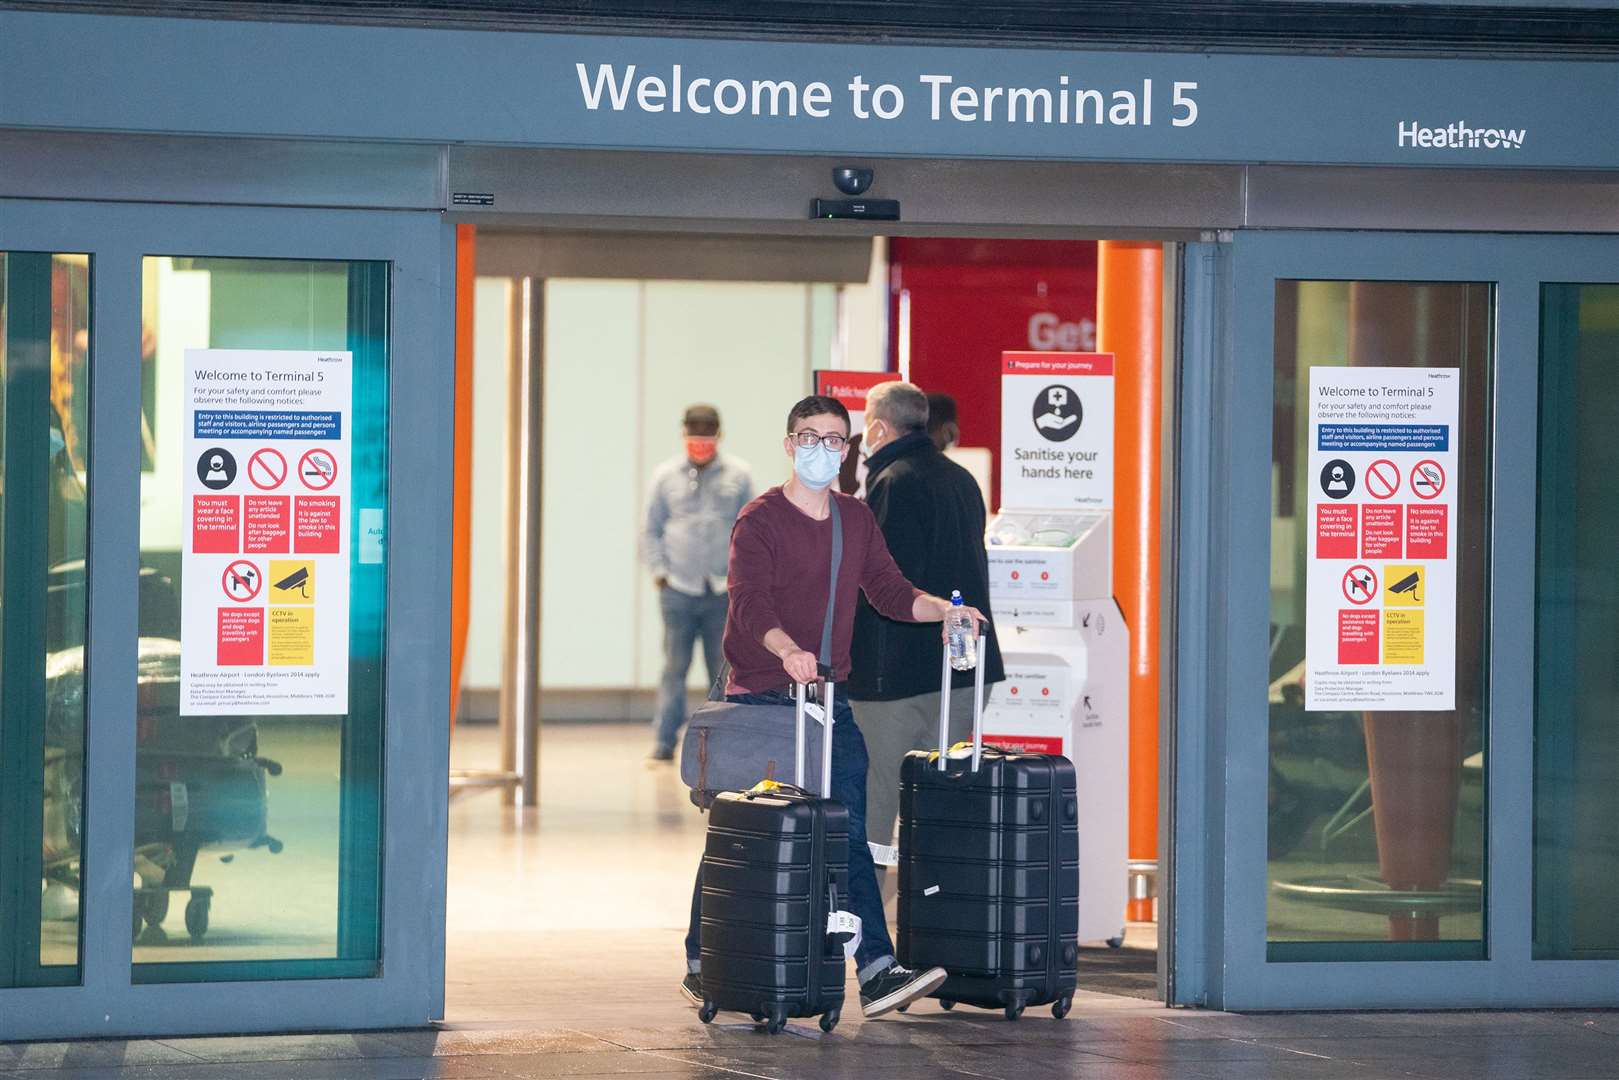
[
  {"xmin": 1176, "ymin": 230, "xmax": 1619, "ymax": 1010},
  {"xmin": 0, "ymin": 198, "xmax": 447, "ymax": 1041}
]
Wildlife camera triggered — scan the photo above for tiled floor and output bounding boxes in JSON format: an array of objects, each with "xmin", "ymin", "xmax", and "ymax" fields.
[{"xmin": 7, "ymin": 722, "xmax": 1619, "ymax": 1079}]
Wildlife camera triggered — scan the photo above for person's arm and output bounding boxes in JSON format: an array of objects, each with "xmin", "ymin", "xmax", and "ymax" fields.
[
  {"xmin": 858, "ymin": 503, "xmax": 988, "ymax": 636},
  {"xmin": 728, "ymin": 510, "xmax": 817, "ymax": 683},
  {"xmin": 641, "ymin": 473, "xmax": 671, "ymax": 586}
]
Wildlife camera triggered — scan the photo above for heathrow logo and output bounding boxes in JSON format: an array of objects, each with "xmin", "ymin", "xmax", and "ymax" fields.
[{"xmin": 1398, "ymin": 120, "xmax": 1526, "ymax": 151}]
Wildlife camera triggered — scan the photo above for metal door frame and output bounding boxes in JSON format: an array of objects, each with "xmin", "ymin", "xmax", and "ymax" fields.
[
  {"xmin": 1172, "ymin": 229, "xmax": 1619, "ymax": 1010},
  {"xmin": 0, "ymin": 198, "xmax": 452, "ymax": 1040}
]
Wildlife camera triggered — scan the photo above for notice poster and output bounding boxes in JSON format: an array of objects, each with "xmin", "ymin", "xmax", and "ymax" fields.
[
  {"xmin": 999, "ymin": 351, "xmax": 1114, "ymax": 510},
  {"xmin": 181, "ymin": 349, "xmax": 352, "ymax": 716},
  {"xmin": 812, "ymin": 369, "xmax": 900, "ymax": 432},
  {"xmin": 1305, "ymin": 366, "xmax": 1458, "ymax": 712}
]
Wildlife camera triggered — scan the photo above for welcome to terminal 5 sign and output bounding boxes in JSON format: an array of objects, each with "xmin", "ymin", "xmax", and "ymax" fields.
[{"xmin": 1, "ymin": 12, "xmax": 1615, "ymax": 168}]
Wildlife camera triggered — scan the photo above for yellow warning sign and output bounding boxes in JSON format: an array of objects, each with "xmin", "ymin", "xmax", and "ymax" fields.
[
  {"xmin": 1382, "ymin": 564, "xmax": 1424, "ymax": 607},
  {"xmin": 267, "ymin": 607, "xmax": 315, "ymax": 666},
  {"xmin": 1383, "ymin": 610, "xmax": 1425, "ymax": 665},
  {"xmin": 268, "ymin": 560, "xmax": 316, "ymax": 605}
]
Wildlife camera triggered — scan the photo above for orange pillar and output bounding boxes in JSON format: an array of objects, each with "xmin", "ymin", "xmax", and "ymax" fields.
[
  {"xmin": 1096, "ymin": 241, "xmax": 1163, "ymax": 922},
  {"xmin": 449, "ymin": 225, "xmax": 476, "ymax": 729}
]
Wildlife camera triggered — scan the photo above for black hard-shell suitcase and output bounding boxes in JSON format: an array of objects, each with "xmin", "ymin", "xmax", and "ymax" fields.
[
  {"xmin": 698, "ymin": 680, "xmax": 850, "ymax": 1034},
  {"xmin": 896, "ymin": 642, "xmax": 1080, "ymax": 1020}
]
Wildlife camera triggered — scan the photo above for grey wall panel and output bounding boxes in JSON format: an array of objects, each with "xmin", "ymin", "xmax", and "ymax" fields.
[
  {"xmin": 0, "ymin": 130, "xmax": 443, "ymax": 210},
  {"xmin": 1246, "ymin": 166, "xmax": 1619, "ymax": 233},
  {"xmin": 477, "ymin": 229, "xmax": 874, "ymax": 282},
  {"xmin": 447, "ymin": 148, "xmax": 1243, "ymax": 236}
]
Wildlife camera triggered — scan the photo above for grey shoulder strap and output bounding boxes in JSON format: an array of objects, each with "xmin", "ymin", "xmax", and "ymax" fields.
[{"xmin": 818, "ymin": 496, "xmax": 843, "ymax": 668}]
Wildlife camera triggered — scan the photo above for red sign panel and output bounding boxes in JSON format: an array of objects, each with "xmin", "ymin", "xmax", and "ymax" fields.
[
  {"xmin": 217, "ymin": 608, "xmax": 264, "ymax": 665},
  {"xmin": 1361, "ymin": 504, "xmax": 1404, "ymax": 559},
  {"xmin": 1337, "ymin": 610, "xmax": 1381, "ymax": 665},
  {"xmin": 1407, "ymin": 504, "xmax": 1449, "ymax": 559},
  {"xmin": 294, "ymin": 497, "xmax": 342, "ymax": 555},
  {"xmin": 983, "ymin": 735, "xmax": 1064, "ymax": 756},
  {"xmin": 1315, "ymin": 504, "xmax": 1358, "ymax": 559},
  {"xmin": 192, "ymin": 495, "xmax": 240, "ymax": 554},
  {"xmin": 243, "ymin": 496, "xmax": 291, "ymax": 554}
]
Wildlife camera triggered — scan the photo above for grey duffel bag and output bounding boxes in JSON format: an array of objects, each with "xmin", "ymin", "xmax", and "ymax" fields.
[{"xmin": 679, "ymin": 680, "xmax": 831, "ymax": 809}]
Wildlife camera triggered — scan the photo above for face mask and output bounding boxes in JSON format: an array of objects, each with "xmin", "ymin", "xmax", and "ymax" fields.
[
  {"xmin": 685, "ymin": 437, "xmax": 717, "ymax": 465},
  {"xmin": 49, "ymin": 428, "xmax": 65, "ymax": 458},
  {"xmin": 860, "ymin": 422, "xmax": 884, "ymax": 460},
  {"xmin": 792, "ymin": 441, "xmax": 842, "ymax": 490}
]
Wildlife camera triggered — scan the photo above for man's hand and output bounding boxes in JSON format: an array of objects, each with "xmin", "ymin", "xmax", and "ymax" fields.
[
  {"xmin": 653, "ymin": 576, "xmax": 668, "ymax": 590},
  {"xmin": 933, "ymin": 598, "xmax": 988, "ymax": 642},
  {"xmin": 780, "ymin": 647, "xmax": 820, "ymax": 685}
]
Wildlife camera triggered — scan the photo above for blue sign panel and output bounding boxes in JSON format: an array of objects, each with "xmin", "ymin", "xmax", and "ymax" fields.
[{"xmin": 1, "ymin": 11, "xmax": 1615, "ymax": 168}]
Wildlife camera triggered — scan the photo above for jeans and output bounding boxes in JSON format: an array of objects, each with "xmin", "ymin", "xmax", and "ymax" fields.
[
  {"xmin": 653, "ymin": 586, "xmax": 728, "ymax": 755},
  {"xmin": 686, "ymin": 687, "xmax": 896, "ymax": 981}
]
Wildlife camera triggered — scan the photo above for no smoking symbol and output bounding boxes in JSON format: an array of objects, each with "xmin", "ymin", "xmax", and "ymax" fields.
[
  {"xmin": 299, "ymin": 448, "xmax": 339, "ymax": 491},
  {"xmin": 1411, "ymin": 459, "xmax": 1446, "ymax": 500},
  {"xmin": 1365, "ymin": 459, "xmax": 1401, "ymax": 500},
  {"xmin": 248, "ymin": 448, "xmax": 288, "ymax": 491},
  {"xmin": 1342, "ymin": 565, "xmax": 1378, "ymax": 606}
]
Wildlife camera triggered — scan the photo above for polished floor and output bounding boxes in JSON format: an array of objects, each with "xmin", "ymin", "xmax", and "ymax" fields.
[{"xmin": 7, "ymin": 721, "xmax": 1619, "ymax": 1079}]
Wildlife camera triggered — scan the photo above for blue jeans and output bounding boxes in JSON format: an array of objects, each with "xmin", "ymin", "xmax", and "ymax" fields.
[
  {"xmin": 687, "ymin": 687, "xmax": 896, "ymax": 981},
  {"xmin": 653, "ymin": 587, "xmax": 728, "ymax": 755}
]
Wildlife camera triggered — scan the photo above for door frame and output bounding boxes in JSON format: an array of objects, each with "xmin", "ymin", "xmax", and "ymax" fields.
[
  {"xmin": 1173, "ymin": 229, "xmax": 1619, "ymax": 1010},
  {"xmin": 0, "ymin": 198, "xmax": 452, "ymax": 1040}
]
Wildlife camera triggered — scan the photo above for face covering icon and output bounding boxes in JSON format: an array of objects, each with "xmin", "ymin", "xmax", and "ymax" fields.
[
  {"xmin": 793, "ymin": 441, "xmax": 841, "ymax": 490},
  {"xmin": 206, "ymin": 455, "xmax": 229, "ymax": 482}
]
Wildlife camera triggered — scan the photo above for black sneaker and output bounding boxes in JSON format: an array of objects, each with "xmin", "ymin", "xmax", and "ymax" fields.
[
  {"xmin": 680, "ymin": 972, "xmax": 702, "ymax": 1006},
  {"xmin": 648, "ymin": 747, "xmax": 675, "ymax": 763},
  {"xmin": 859, "ymin": 963, "xmax": 947, "ymax": 1018}
]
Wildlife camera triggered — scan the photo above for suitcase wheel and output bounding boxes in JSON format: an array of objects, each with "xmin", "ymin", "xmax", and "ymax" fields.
[
  {"xmin": 818, "ymin": 1007, "xmax": 840, "ymax": 1033},
  {"xmin": 1106, "ymin": 936, "xmax": 1124, "ymax": 949},
  {"xmin": 750, "ymin": 1012, "xmax": 765, "ymax": 1023},
  {"xmin": 1052, "ymin": 995, "xmax": 1072, "ymax": 1020},
  {"xmin": 698, "ymin": 1001, "xmax": 718, "ymax": 1024},
  {"xmin": 765, "ymin": 1006, "xmax": 788, "ymax": 1035},
  {"xmin": 1004, "ymin": 1001, "xmax": 1025, "ymax": 1022},
  {"xmin": 184, "ymin": 893, "xmax": 211, "ymax": 943},
  {"xmin": 938, "ymin": 999, "xmax": 955, "ymax": 1011}
]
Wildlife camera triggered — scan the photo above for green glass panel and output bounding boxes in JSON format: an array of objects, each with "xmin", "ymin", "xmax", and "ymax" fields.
[
  {"xmin": 1534, "ymin": 283, "xmax": 1619, "ymax": 960},
  {"xmin": 131, "ymin": 257, "xmax": 386, "ymax": 982},
  {"xmin": 1266, "ymin": 280, "xmax": 1490, "ymax": 961}
]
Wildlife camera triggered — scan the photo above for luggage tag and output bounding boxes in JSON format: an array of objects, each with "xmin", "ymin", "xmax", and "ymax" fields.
[
  {"xmin": 827, "ymin": 909, "xmax": 862, "ymax": 961},
  {"xmin": 803, "ymin": 701, "xmax": 827, "ymax": 725},
  {"xmin": 868, "ymin": 842, "xmax": 898, "ymax": 867}
]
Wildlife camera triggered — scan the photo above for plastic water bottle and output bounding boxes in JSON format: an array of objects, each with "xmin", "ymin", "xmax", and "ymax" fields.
[{"xmin": 946, "ymin": 590, "xmax": 978, "ymax": 672}]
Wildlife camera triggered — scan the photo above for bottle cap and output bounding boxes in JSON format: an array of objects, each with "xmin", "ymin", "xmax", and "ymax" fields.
[{"xmin": 950, "ymin": 590, "xmax": 963, "ymax": 605}]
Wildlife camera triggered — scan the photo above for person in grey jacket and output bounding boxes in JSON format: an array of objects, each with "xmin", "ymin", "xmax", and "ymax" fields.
[{"xmin": 643, "ymin": 405, "xmax": 754, "ymax": 760}]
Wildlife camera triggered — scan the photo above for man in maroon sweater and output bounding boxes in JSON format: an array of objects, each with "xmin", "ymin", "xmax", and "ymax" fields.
[{"xmin": 682, "ymin": 394, "xmax": 985, "ymax": 1019}]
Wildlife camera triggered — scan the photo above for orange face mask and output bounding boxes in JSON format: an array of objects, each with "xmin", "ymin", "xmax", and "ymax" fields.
[{"xmin": 685, "ymin": 437, "xmax": 718, "ymax": 464}]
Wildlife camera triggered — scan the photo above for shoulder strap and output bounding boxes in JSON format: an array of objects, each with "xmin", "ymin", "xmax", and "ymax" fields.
[{"xmin": 818, "ymin": 496, "xmax": 843, "ymax": 668}]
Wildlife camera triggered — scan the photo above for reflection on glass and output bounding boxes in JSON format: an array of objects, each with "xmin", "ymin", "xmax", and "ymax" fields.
[
  {"xmin": 1535, "ymin": 283, "xmax": 1619, "ymax": 960},
  {"xmin": 1267, "ymin": 281, "xmax": 1490, "ymax": 959},
  {"xmin": 0, "ymin": 253, "xmax": 91, "ymax": 986},
  {"xmin": 132, "ymin": 257, "xmax": 386, "ymax": 981}
]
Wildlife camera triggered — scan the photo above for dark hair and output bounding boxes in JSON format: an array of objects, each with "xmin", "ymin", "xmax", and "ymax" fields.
[
  {"xmin": 682, "ymin": 403, "xmax": 720, "ymax": 435},
  {"xmin": 925, "ymin": 392, "xmax": 958, "ymax": 432},
  {"xmin": 785, "ymin": 395, "xmax": 850, "ymax": 435}
]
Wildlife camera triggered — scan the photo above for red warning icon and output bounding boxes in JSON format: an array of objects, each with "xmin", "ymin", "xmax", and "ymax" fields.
[
  {"xmin": 1365, "ymin": 459, "xmax": 1401, "ymax": 501},
  {"xmin": 1342, "ymin": 564, "xmax": 1378, "ymax": 606},
  {"xmin": 247, "ymin": 447, "xmax": 288, "ymax": 491},
  {"xmin": 299, "ymin": 448, "xmax": 339, "ymax": 491},
  {"xmin": 221, "ymin": 560, "xmax": 262, "ymax": 603},
  {"xmin": 1411, "ymin": 459, "xmax": 1446, "ymax": 500}
]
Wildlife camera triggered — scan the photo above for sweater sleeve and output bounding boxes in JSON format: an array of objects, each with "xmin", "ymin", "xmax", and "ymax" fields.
[
  {"xmin": 855, "ymin": 500, "xmax": 925, "ymax": 622},
  {"xmin": 727, "ymin": 507, "xmax": 784, "ymax": 647}
]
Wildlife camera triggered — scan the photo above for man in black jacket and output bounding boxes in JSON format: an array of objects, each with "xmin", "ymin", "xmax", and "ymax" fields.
[{"xmin": 847, "ymin": 381, "xmax": 1005, "ymax": 850}]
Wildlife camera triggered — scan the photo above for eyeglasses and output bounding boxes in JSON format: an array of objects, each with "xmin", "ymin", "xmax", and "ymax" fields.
[{"xmin": 790, "ymin": 430, "xmax": 847, "ymax": 451}]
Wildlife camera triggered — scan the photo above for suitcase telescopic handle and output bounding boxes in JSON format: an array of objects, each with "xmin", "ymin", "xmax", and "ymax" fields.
[
  {"xmin": 937, "ymin": 623, "xmax": 989, "ymax": 772},
  {"xmin": 793, "ymin": 676, "xmax": 836, "ymax": 796}
]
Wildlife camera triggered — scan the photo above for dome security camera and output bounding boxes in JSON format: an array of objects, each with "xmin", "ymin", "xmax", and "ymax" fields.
[{"xmin": 832, "ymin": 167, "xmax": 874, "ymax": 196}]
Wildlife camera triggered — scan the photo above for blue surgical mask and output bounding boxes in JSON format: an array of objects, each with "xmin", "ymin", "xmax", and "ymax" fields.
[{"xmin": 793, "ymin": 441, "xmax": 841, "ymax": 490}]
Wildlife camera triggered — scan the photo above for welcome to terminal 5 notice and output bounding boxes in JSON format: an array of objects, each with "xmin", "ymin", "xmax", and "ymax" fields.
[
  {"xmin": 1305, "ymin": 366, "xmax": 1458, "ymax": 712},
  {"xmin": 180, "ymin": 349, "xmax": 352, "ymax": 716}
]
